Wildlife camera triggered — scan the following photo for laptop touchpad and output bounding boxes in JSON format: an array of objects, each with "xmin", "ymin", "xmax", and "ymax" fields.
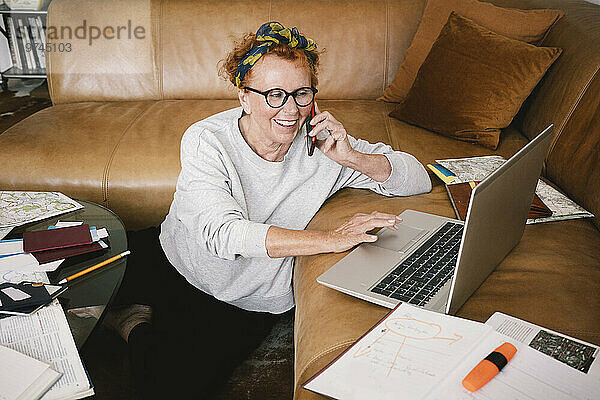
[{"xmin": 373, "ymin": 224, "xmax": 427, "ymax": 253}]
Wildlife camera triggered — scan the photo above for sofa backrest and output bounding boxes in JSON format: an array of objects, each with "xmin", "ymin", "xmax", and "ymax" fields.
[
  {"xmin": 491, "ymin": 0, "xmax": 600, "ymax": 229},
  {"xmin": 46, "ymin": 0, "xmax": 427, "ymax": 103},
  {"xmin": 46, "ymin": 0, "xmax": 599, "ymax": 229}
]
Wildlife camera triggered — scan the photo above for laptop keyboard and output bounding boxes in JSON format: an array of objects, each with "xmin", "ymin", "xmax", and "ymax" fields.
[{"xmin": 370, "ymin": 221, "xmax": 463, "ymax": 306}]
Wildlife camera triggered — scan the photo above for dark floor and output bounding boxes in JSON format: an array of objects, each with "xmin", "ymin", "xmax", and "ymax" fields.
[
  {"xmin": 0, "ymin": 79, "xmax": 52, "ymax": 132},
  {"xmin": 82, "ymin": 310, "xmax": 295, "ymax": 400},
  {"xmin": 0, "ymin": 79, "xmax": 295, "ymax": 399}
]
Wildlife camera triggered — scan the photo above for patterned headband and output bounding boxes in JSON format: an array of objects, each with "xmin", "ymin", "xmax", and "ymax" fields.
[{"xmin": 235, "ymin": 21, "xmax": 317, "ymax": 87}]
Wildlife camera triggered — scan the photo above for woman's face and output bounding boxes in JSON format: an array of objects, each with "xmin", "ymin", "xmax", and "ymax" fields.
[{"xmin": 238, "ymin": 54, "xmax": 313, "ymax": 147}]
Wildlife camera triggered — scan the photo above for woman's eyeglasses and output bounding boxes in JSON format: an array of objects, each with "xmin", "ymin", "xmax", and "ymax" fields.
[{"xmin": 243, "ymin": 87, "xmax": 318, "ymax": 108}]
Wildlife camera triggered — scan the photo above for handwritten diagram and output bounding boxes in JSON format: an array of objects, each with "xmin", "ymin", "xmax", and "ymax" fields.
[
  {"xmin": 304, "ymin": 304, "xmax": 492, "ymax": 400},
  {"xmin": 1, "ymin": 270, "xmax": 46, "ymax": 285},
  {"xmin": 353, "ymin": 317, "xmax": 463, "ymax": 377}
]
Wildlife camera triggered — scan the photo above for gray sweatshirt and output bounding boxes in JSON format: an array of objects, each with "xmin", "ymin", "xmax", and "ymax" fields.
[{"xmin": 159, "ymin": 107, "xmax": 431, "ymax": 314}]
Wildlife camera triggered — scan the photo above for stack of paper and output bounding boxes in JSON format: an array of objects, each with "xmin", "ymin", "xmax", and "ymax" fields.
[
  {"xmin": 0, "ymin": 272, "xmax": 95, "ymax": 399},
  {"xmin": 0, "ymin": 344, "xmax": 62, "ymax": 400}
]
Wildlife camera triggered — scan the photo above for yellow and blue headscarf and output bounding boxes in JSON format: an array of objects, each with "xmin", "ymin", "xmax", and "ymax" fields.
[{"xmin": 235, "ymin": 21, "xmax": 317, "ymax": 87}]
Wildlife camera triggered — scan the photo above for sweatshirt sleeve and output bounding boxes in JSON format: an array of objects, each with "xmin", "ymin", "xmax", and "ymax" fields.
[
  {"xmin": 172, "ymin": 126, "xmax": 271, "ymax": 260},
  {"xmin": 331, "ymin": 135, "xmax": 432, "ymax": 196}
]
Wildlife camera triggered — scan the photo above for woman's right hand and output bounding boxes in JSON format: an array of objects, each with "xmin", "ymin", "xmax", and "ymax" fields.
[{"xmin": 327, "ymin": 211, "xmax": 403, "ymax": 253}]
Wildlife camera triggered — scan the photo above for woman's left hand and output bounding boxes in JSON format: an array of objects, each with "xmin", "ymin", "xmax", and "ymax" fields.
[{"xmin": 308, "ymin": 102, "xmax": 357, "ymax": 166}]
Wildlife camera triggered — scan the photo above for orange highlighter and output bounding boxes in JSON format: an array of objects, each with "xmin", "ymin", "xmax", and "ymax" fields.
[{"xmin": 462, "ymin": 342, "xmax": 517, "ymax": 392}]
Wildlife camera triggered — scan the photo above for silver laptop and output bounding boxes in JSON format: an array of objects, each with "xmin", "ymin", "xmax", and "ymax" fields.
[{"xmin": 317, "ymin": 125, "xmax": 554, "ymax": 315}]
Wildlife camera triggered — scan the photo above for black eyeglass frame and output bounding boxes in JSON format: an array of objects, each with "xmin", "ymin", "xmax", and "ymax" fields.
[{"xmin": 243, "ymin": 86, "xmax": 318, "ymax": 108}]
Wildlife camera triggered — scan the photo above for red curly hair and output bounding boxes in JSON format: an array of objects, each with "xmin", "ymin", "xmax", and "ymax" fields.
[{"xmin": 218, "ymin": 32, "xmax": 322, "ymax": 88}]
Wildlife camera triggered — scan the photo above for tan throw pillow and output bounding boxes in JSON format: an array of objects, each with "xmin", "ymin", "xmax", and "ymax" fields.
[
  {"xmin": 389, "ymin": 12, "xmax": 562, "ymax": 150},
  {"xmin": 379, "ymin": 0, "xmax": 563, "ymax": 103}
]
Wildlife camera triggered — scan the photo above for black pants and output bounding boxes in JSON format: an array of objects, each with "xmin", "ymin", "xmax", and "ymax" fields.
[{"xmin": 112, "ymin": 227, "xmax": 281, "ymax": 399}]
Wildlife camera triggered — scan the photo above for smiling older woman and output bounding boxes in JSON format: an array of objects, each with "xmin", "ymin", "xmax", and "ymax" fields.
[{"xmin": 108, "ymin": 22, "xmax": 431, "ymax": 398}]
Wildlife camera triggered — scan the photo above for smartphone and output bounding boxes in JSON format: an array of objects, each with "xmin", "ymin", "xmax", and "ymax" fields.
[{"xmin": 306, "ymin": 102, "xmax": 316, "ymax": 156}]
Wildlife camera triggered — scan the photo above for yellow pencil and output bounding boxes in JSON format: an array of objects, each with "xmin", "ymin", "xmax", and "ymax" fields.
[{"xmin": 58, "ymin": 250, "xmax": 131, "ymax": 284}]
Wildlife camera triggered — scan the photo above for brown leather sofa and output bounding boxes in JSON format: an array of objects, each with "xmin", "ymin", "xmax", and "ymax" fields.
[{"xmin": 0, "ymin": 0, "xmax": 598, "ymax": 398}]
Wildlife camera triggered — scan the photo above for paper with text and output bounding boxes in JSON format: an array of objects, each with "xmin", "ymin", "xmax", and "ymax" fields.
[
  {"xmin": 0, "ymin": 270, "xmax": 93, "ymax": 400},
  {"xmin": 486, "ymin": 312, "xmax": 600, "ymax": 378},
  {"xmin": 304, "ymin": 304, "xmax": 600, "ymax": 400},
  {"xmin": 0, "ymin": 344, "xmax": 61, "ymax": 400},
  {"xmin": 430, "ymin": 331, "xmax": 600, "ymax": 400}
]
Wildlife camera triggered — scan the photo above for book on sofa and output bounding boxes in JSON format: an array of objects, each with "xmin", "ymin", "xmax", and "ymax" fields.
[
  {"xmin": 435, "ymin": 156, "xmax": 594, "ymax": 224},
  {"xmin": 446, "ymin": 181, "xmax": 552, "ymax": 221},
  {"xmin": 302, "ymin": 303, "xmax": 600, "ymax": 400}
]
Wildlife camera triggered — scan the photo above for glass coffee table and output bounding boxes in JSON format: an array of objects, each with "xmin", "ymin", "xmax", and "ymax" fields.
[{"xmin": 6, "ymin": 199, "xmax": 128, "ymax": 349}]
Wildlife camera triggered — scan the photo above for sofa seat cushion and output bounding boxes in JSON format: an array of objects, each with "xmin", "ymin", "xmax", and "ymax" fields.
[
  {"xmin": 0, "ymin": 101, "xmax": 155, "ymax": 206},
  {"xmin": 0, "ymin": 99, "xmax": 241, "ymax": 229},
  {"xmin": 293, "ymin": 121, "xmax": 599, "ymax": 399}
]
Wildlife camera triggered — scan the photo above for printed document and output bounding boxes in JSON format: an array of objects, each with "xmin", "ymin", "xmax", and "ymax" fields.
[
  {"xmin": 0, "ymin": 344, "xmax": 61, "ymax": 400},
  {"xmin": 0, "ymin": 272, "xmax": 93, "ymax": 400},
  {"xmin": 303, "ymin": 304, "xmax": 600, "ymax": 400},
  {"xmin": 486, "ymin": 312, "xmax": 600, "ymax": 377}
]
